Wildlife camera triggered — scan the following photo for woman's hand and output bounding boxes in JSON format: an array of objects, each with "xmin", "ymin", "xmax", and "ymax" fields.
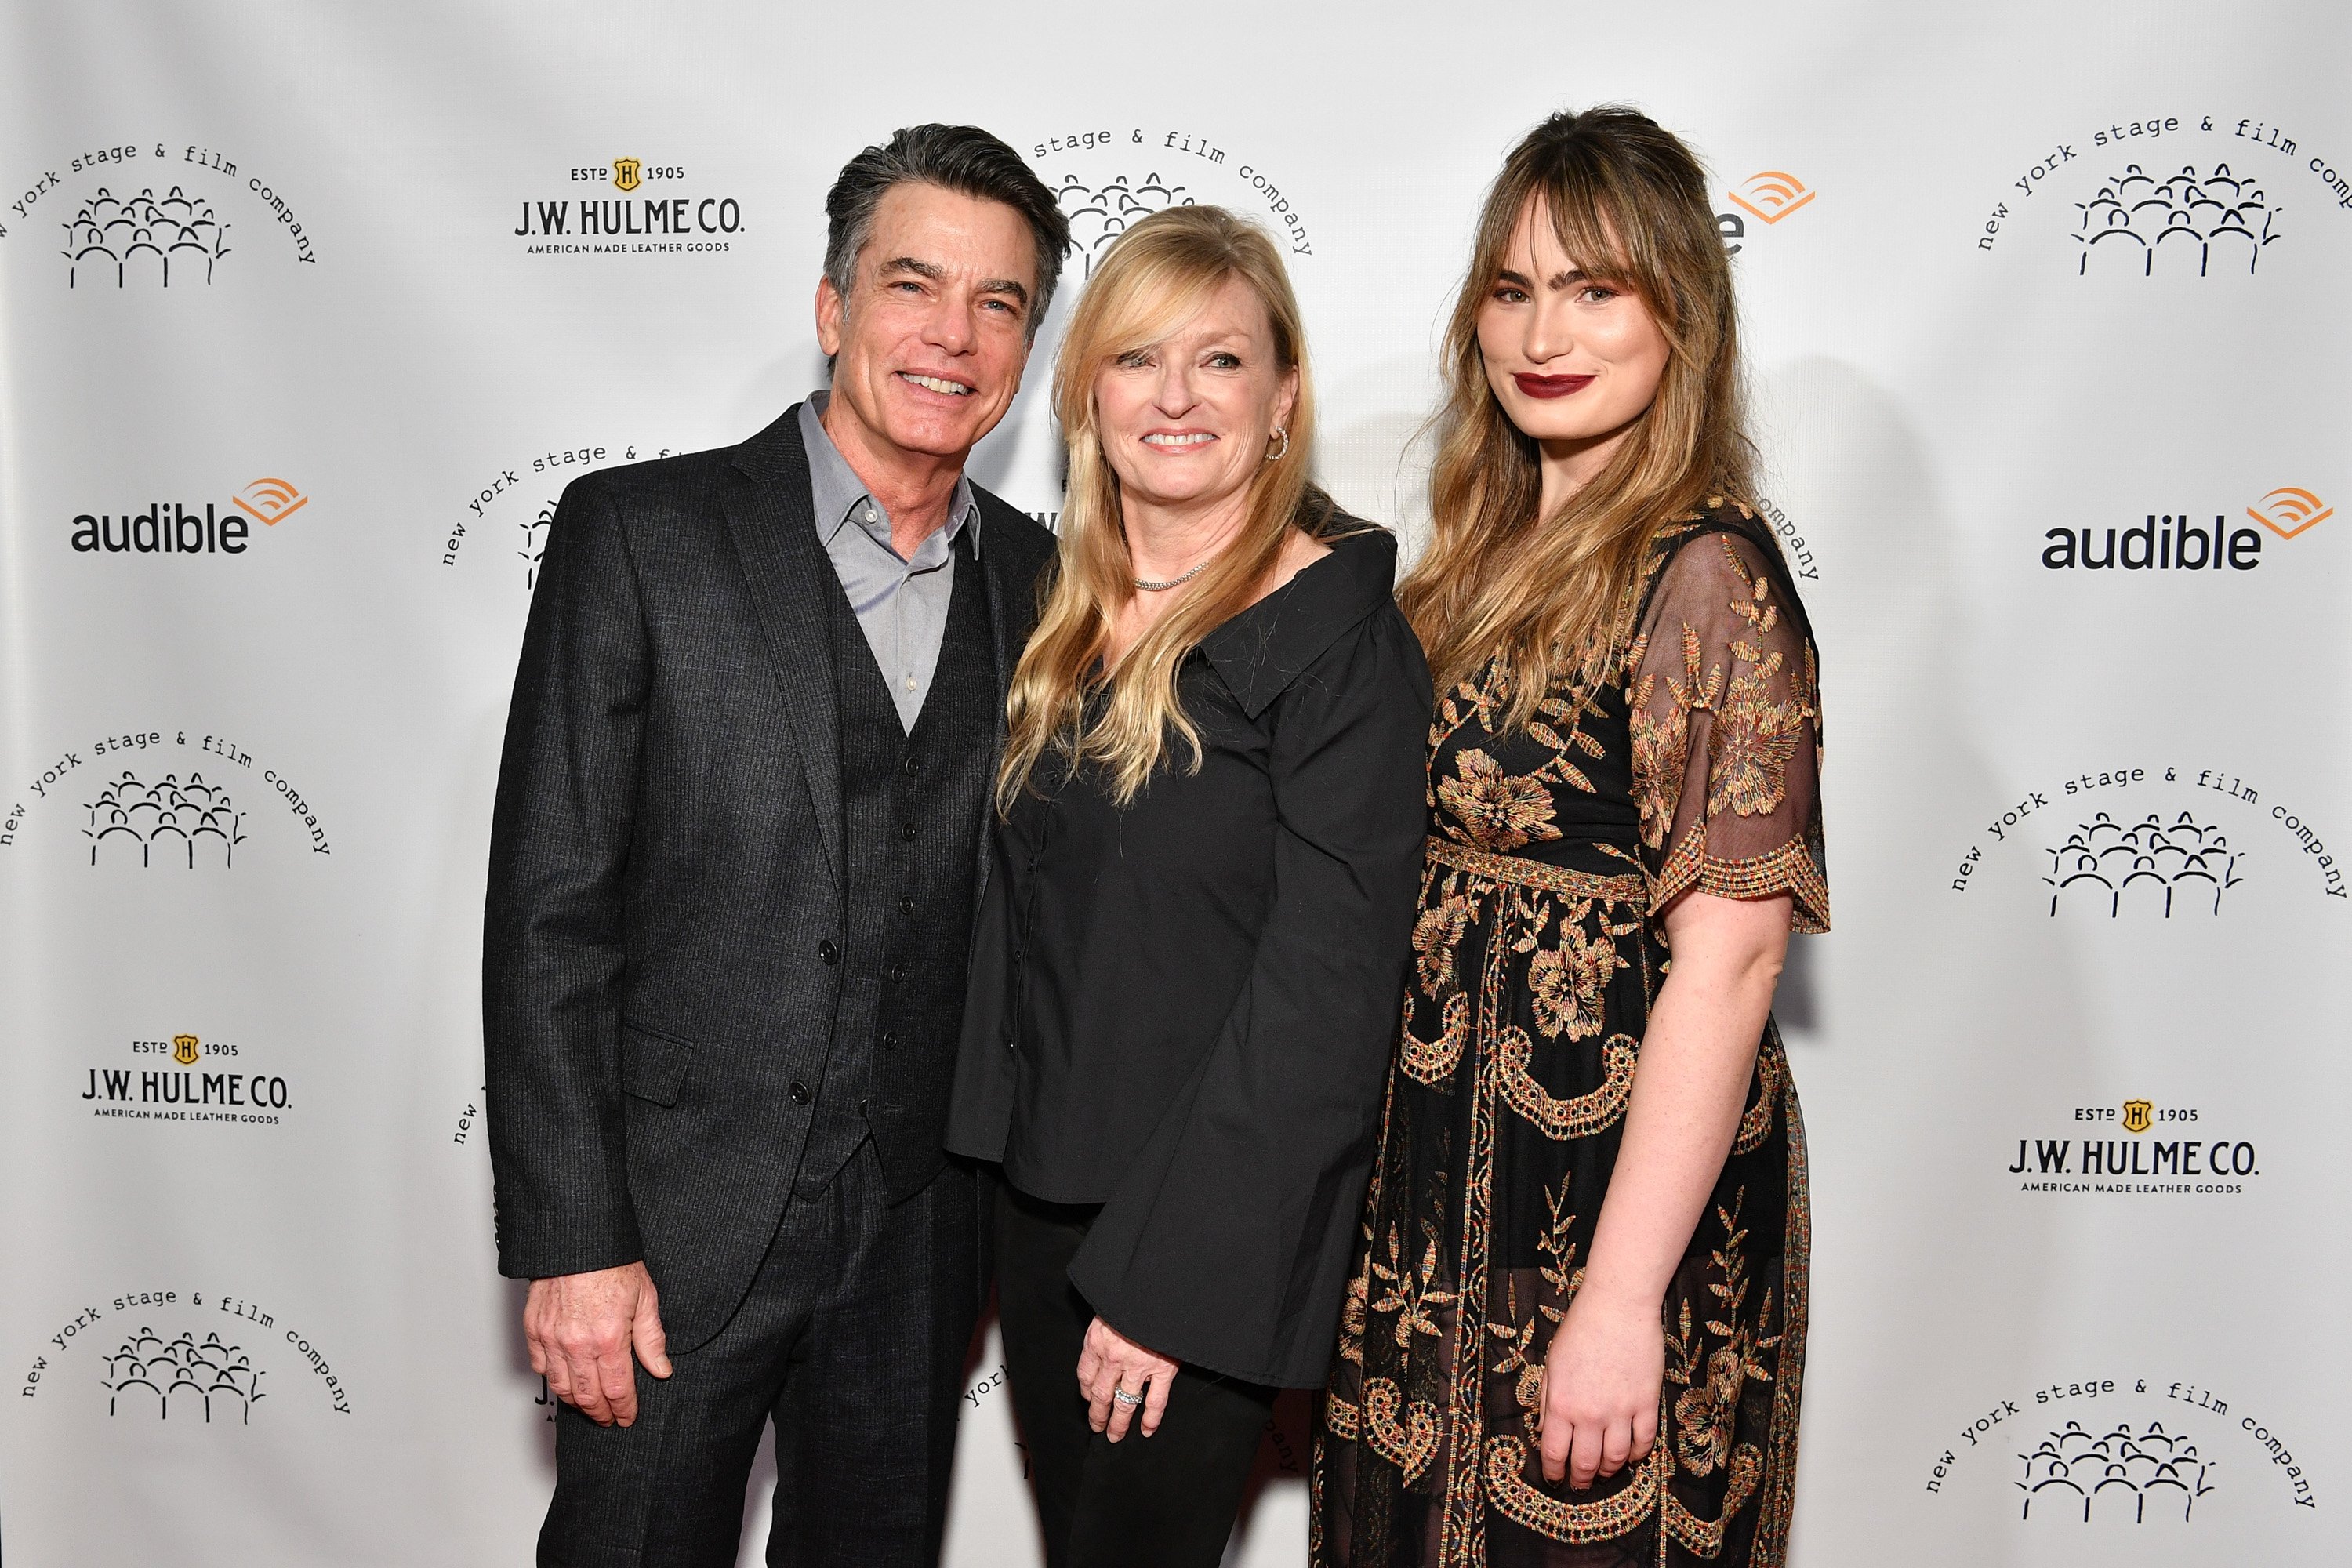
[
  {"xmin": 1077, "ymin": 1316, "xmax": 1180, "ymax": 1442},
  {"xmin": 1537, "ymin": 1283, "xmax": 1663, "ymax": 1488}
]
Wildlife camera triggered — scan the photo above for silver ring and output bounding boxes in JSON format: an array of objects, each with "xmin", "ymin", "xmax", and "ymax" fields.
[{"xmin": 1112, "ymin": 1388, "xmax": 1144, "ymax": 1408}]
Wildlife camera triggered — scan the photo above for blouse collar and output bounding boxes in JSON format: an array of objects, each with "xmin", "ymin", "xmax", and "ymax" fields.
[{"xmin": 1199, "ymin": 524, "xmax": 1399, "ymax": 719}]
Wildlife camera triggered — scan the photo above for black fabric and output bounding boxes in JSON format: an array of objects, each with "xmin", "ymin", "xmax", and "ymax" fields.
[
  {"xmin": 995, "ymin": 1181, "xmax": 1278, "ymax": 1568},
  {"xmin": 797, "ymin": 531, "xmax": 995, "ymax": 1194},
  {"xmin": 948, "ymin": 524, "xmax": 1433, "ymax": 1388},
  {"xmin": 484, "ymin": 403, "xmax": 1055, "ymax": 1355},
  {"xmin": 536, "ymin": 1144, "xmax": 979, "ymax": 1567}
]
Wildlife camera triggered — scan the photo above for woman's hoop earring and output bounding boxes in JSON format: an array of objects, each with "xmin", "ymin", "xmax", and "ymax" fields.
[{"xmin": 1265, "ymin": 426, "xmax": 1290, "ymax": 463}]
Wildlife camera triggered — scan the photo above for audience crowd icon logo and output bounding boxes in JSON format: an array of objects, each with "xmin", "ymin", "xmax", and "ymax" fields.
[
  {"xmin": 1054, "ymin": 172, "xmax": 1196, "ymax": 277},
  {"xmin": 2018, "ymin": 1421, "xmax": 2213, "ymax": 1523},
  {"xmin": 2044, "ymin": 812, "xmax": 2242, "ymax": 917},
  {"xmin": 2076, "ymin": 162, "xmax": 2278, "ymax": 277},
  {"xmin": 61, "ymin": 186, "xmax": 228, "ymax": 287},
  {"xmin": 1029, "ymin": 129, "xmax": 1314, "ymax": 264},
  {"xmin": 2248, "ymin": 486, "xmax": 2332, "ymax": 539},
  {"xmin": 101, "ymin": 1328, "xmax": 266, "ymax": 1424},
  {"xmin": 84, "ymin": 771, "xmax": 246, "ymax": 869},
  {"xmin": 1726, "ymin": 171, "xmax": 1817, "ymax": 225}
]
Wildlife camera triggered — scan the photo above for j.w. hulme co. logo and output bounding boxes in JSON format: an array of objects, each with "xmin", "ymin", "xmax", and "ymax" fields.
[
  {"xmin": 512, "ymin": 154, "xmax": 744, "ymax": 256},
  {"xmin": 70, "ymin": 477, "xmax": 311, "ymax": 557}
]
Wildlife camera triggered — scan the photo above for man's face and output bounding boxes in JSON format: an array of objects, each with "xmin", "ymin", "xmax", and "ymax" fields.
[{"xmin": 816, "ymin": 182, "xmax": 1040, "ymax": 463}]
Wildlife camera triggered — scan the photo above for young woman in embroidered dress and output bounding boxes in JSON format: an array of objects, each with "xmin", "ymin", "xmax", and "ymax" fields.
[{"xmin": 1312, "ymin": 107, "xmax": 1828, "ymax": 1568}]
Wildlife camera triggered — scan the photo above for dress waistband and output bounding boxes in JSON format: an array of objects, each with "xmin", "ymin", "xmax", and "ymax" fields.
[{"xmin": 1425, "ymin": 835, "xmax": 1650, "ymax": 903}]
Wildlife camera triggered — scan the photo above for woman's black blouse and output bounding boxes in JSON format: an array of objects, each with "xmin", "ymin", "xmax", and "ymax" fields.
[{"xmin": 948, "ymin": 525, "xmax": 1432, "ymax": 1388}]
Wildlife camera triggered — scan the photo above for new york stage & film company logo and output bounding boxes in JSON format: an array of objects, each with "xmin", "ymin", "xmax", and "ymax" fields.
[
  {"xmin": 1947, "ymin": 764, "xmax": 2342, "ymax": 905},
  {"xmin": 4, "ymin": 141, "xmax": 318, "ymax": 285},
  {"xmin": 79, "ymin": 1031, "xmax": 296, "ymax": 1128},
  {"xmin": 2038, "ymin": 485, "xmax": 2330, "ymax": 573},
  {"xmin": 22, "ymin": 1288, "xmax": 352, "ymax": 1417},
  {"xmin": 1926, "ymin": 1377, "xmax": 2315, "ymax": 1518},
  {"xmin": 2, "ymin": 727, "xmax": 332, "ymax": 862},
  {"xmin": 68, "ymin": 476, "xmax": 312, "ymax": 559},
  {"xmin": 1975, "ymin": 113, "xmax": 2352, "ymax": 272},
  {"xmin": 1030, "ymin": 127, "xmax": 1313, "ymax": 271},
  {"xmin": 511, "ymin": 156, "xmax": 745, "ymax": 256},
  {"xmin": 440, "ymin": 441, "xmax": 677, "ymax": 581},
  {"xmin": 2004, "ymin": 1098, "xmax": 2260, "ymax": 1196}
]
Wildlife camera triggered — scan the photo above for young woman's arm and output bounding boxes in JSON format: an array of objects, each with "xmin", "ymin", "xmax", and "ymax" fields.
[{"xmin": 1538, "ymin": 888, "xmax": 1791, "ymax": 1486}]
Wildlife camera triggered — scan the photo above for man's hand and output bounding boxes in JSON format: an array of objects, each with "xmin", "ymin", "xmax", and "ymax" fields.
[{"xmin": 524, "ymin": 1261, "xmax": 673, "ymax": 1427}]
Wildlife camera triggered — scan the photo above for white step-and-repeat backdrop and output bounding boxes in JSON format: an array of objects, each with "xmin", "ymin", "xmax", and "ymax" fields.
[{"xmin": 3, "ymin": 2, "xmax": 2345, "ymax": 1563}]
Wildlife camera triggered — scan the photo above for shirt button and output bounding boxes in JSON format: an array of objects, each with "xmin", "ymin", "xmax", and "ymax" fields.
[
  {"xmin": 904, "ymin": 677, "xmax": 918, "ymax": 691},
  {"xmin": 899, "ymin": 822, "xmax": 917, "ymax": 841},
  {"xmin": 818, "ymin": 940, "xmax": 840, "ymax": 967},
  {"xmin": 788, "ymin": 1080, "xmax": 811, "ymax": 1105},
  {"xmin": 862, "ymin": 507, "xmax": 877, "ymax": 524}
]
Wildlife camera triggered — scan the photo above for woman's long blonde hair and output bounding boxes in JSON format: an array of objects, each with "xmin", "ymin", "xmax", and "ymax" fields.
[
  {"xmin": 1398, "ymin": 106, "xmax": 1757, "ymax": 728},
  {"xmin": 998, "ymin": 205, "xmax": 1327, "ymax": 809}
]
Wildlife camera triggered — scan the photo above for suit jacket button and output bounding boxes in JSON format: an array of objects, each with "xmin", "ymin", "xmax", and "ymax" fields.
[
  {"xmin": 888, "ymin": 962, "xmax": 906, "ymax": 983},
  {"xmin": 899, "ymin": 822, "xmax": 918, "ymax": 841},
  {"xmin": 789, "ymin": 1080, "xmax": 811, "ymax": 1105},
  {"xmin": 880, "ymin": 1031, "xmax": 898, "ymax": 1051},
  {"xmin": 818, "ymin": 940, "xmax": 840, "ymax": 966}
]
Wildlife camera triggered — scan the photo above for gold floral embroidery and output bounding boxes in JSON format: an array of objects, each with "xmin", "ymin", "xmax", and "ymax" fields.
[
  {"xmin": 1496, "ymin": 1028, "xmax": 1638, "ymax": 1141},
  {"xmin": 1363, "ymin": 1378, "xmax": 1443, "ymax": 1484},
  {"xmin": 1337, "ymin": 1264, "xmax": 1370, "ymax": 1367},
  {"xmin": 1663, "ymin": 1442, "xmax": 1765, "ymax": 1559},
  {"xmin": 1482, "ymin": 1437, "xmax": 1658, "ymax": 1544},
  {"xmin": 1436, "ymin": 747, "xmax": 1561, "ymax": 851},
  {"xmin": 1412, "ymin": 887, "xmax": 1475, "ymax": 996},
  {"xmin": 1324, "ymin": 1392, "xmax": 1361, "ymax": 1440},
  {"xmin": 1731, "ymin": 1031, "xmax": 1788, "ymax": 1156},
  {"xmin": 1400, "ymin": 992, "xmax": 1468, "ymax": 1087},
  {"xmin": 1526, "ymin": 897, "xmax": 1638, "ymax": 1040},
  {"xmin": 1367, "ymin": 1223, "xmax": 1456, "ymax": 1348}
]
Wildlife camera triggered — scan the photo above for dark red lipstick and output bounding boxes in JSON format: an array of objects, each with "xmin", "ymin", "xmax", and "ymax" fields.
[{"xmin": 1513, "ymin": 372, "xmax": 1596, "ymax": 398}]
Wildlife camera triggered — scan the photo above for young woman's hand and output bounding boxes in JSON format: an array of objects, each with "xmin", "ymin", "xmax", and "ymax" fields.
[
  {"xmin": 1077, "ymin": 1316, "xmax": 1180, "ymax": 1441},
  {"xmin": 1538, "ymin": 1283, "xmax": 1663, "ymax": 1488}
]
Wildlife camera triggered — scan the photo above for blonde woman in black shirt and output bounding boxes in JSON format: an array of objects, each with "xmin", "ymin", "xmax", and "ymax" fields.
[{"xmin": 948, "ymin": 205, "xmax": 1430, "ymax": 1567}]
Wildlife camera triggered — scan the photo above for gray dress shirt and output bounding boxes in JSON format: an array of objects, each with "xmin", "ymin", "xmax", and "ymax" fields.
[{"xmin": 797, "ymin": 393, "xmax": 981, "ymax": 731}]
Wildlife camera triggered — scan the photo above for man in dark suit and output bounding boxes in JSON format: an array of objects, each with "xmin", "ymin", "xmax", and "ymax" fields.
[{"xmin": 484, "ymin": 124, "xmax": 1069, "ymax": 1567}]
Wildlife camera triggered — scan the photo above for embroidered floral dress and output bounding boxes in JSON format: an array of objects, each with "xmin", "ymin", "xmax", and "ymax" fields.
[{"xmin": 1313, "ymin": 507, "xmax": 1828, "ymax": 1568}]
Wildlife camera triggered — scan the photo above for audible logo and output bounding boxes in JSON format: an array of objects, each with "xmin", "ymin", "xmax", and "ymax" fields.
[
  {"xmin": 2247, "ymin": 486, "xmax": 2331, "ymax": 539},
  {"xmin": 1726, "ymin": 170, "xmax": 1817, "ymax": 224},
  {"xmin": 71, "ymin": 478, "xmax": 308, "ymax": 555},
  {"xmin": 1717, "ymin": 171, "xmax": 1815, "ymax": 254}
]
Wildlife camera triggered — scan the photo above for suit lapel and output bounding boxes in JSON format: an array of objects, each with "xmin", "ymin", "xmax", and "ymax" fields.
[{"xmin": 723, "ymin": 408, "xmax": 844, "ymax": 892}]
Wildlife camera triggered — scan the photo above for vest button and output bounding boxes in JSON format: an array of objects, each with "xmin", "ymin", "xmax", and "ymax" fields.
[
  {"xmin": 899, "ymin": 822, "xmax": 918, "ymax": 841},
  {"xmin": 818, "ymin": 940, "xmax": 840, "ymax": 967},
  {"xmin": 901, "ymin": 756, "xmax": 920, "ymax": 775},
  {"xmin": 880, "ymin": 1031, "xmax": 898, "ymax": 1051},
  {"xmin": 788, "ymin": 1081, "xmax": 811, "ymax": 1105},
  {"xmin": 889, "ymin": 963, "xmax": 906, "ymax": 983},
  {"xmin": 898, "ymin": 895, "xmax": 916, "ymax": 916}
]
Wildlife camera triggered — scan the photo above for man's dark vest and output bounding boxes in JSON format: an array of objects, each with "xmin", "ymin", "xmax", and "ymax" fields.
[{"xmin": 797, "ymin": 532, "xmax": 995, "ymax": 1195}]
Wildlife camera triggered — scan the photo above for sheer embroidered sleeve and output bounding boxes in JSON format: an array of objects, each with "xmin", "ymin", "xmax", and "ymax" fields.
[{"xmin": 1627, "ymin": 528, "xmax": 1828, "ymax": 933}]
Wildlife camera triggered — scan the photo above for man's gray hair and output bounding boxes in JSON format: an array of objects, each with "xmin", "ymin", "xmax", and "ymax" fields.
[{"xmin": 823, "ymin": 124, "xmax": 1072, "ymax": 339}]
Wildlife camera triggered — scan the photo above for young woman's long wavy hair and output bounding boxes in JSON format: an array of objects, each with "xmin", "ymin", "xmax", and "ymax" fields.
[
  {"xmin": 1398, "ymin": 106, "xmax": 1758, "ymax": 728},
  {"xmin": 998, "ymin": 205, "xmax": 1326, "ymax": 810}
]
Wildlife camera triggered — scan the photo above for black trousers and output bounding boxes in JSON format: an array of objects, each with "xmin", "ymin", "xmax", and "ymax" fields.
[
  {"xmin": 993, "ymin": 1182, "xmax": 1278, "ymax": 1568},
  {"xmin": 539, "ymin": 1142, "xmax": 980, "ymax": 1568}
]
